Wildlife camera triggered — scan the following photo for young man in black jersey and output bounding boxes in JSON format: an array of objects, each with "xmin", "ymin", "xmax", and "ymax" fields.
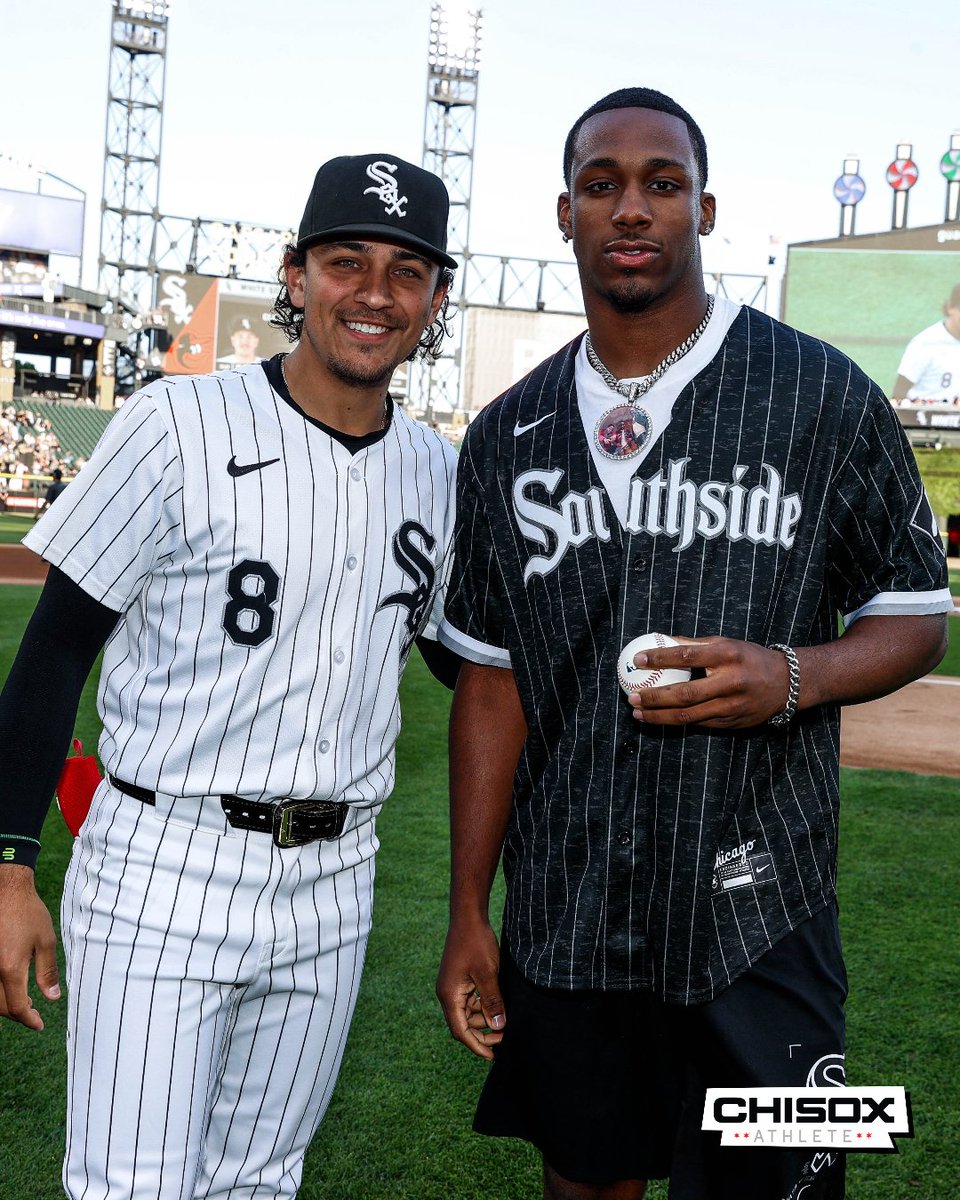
[{"xmin": 436, "ymin": 87, "xmax": 950, "ymax": 1200}]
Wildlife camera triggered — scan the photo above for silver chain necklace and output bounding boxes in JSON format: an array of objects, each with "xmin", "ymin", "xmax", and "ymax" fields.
[{"xmin": 587, "ymin": 296, "xmax": 714, "ymax": 461}]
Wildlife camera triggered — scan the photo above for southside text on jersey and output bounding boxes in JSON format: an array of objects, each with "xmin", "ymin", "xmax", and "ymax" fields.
[{"xmin": 514, "ymin": 458, "xmax": 803, "ymax": 581}]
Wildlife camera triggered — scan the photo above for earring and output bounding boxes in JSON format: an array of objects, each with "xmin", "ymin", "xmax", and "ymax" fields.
[
  {"xmin": 702, "ymin": 224, "xmax": 713, "ymax": 235},
  {"xmin": 562, "ymin": 232, "xmax": 571, "ymax": 243}
]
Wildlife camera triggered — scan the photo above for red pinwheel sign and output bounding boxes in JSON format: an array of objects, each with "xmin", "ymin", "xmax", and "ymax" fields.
[{"xmin": 886, "ymin": 158, "xmax": 918, "ymax": 191}]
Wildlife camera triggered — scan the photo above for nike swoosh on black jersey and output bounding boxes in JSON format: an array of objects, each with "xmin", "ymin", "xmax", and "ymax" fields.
[
  {"xmin": 513, "ymin": 413, "xmax": 555, "ymax": 436},
  {"xmin": 227, "ymin": 455, "xmax": 280, "ymax": 477}
]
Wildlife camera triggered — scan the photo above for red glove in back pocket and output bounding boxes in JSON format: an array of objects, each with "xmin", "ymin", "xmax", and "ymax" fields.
[{"xmin": 57, "ymin": 738, "xmax": 104, "ymax": 836}]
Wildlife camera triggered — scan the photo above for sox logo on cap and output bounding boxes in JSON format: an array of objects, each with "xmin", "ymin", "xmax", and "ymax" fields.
[{"xmin": 364, "ymin": 161, "xmax": 408, "ymax": 217}]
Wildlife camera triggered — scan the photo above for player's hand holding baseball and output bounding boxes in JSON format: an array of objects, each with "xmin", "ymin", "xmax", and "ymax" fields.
[
  {"xmin": 0, "ymin": 865, "xmax": 60, "ymax": 1030},
  {"xmin": 436, "ymin": 916, "xmax": 506, "ymax": 1061},
  {"xmin": 627, "ymin": 636, "xmax": 795, "ymax": 729}
]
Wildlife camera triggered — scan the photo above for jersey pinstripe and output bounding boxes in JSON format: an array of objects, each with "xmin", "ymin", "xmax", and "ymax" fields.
[
  {"xmin": 61, "ymin": 778, "xmax": 378, "ymax": 1199},
  {"xmin": 22, "ymin": 358, "xmax": 457, "ymax": 1198},
  {"xmin": 440, "ymin": 306, "xmax": 951, "ymax": 1003},
  {"xmin": 25, "ymin": 363, "xmax": 457, "ymax": 808}
]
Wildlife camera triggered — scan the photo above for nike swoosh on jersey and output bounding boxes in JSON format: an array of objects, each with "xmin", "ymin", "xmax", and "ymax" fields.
[
  {"xmin": 513, "ymin": 413, "xmax": 555, "ymax": 437},
  {"xmin": 227, "ymin": 455, "xmax": 281, "ymax": 477}
]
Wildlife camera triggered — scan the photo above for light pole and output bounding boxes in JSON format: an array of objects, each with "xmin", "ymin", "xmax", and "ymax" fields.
[{"xmin": 417, "ymin": 1, "xmax": 482, "ymax": 420}]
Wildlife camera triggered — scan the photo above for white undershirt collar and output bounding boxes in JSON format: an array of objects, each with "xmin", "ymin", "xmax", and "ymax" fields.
[{"xmin": 576, "ymin": 296, "xmax": 741, "ymax": 527}]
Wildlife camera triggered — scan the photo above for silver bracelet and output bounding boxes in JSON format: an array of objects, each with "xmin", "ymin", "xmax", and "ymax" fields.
[{"xmin": 768, "ymin": 644, "xmax": 800, "ymax": 727}]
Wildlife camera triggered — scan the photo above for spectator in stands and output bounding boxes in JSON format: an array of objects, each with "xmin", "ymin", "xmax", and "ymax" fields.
[{"xmin": 0, "ymin": 407, "xmax": 65, "ymax": 479}]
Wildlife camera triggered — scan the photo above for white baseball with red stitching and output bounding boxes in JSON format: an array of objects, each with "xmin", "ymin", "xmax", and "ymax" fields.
[{"xmin": 617, "ymin": 632, "xmax": 692, "ymax": 695}]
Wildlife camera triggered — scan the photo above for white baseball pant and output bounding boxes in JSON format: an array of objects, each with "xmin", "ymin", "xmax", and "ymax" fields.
[{"xmin": 60, "ymin": 779, "xmax": 378, "ymax": 1199}]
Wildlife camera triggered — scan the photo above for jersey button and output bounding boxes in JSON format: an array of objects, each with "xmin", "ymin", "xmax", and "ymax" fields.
[
  {"xmin": 334, "ymin": 649, "xmax": 345, "ymax": 665},
  {"xmin": 346, "ymin": 556, "xmax": 358, "ymax": 570},
  {"xmin": 350, "ymin": 467, "xmax": 362, "ymax": 481},
  {"xmin": 319, "ymin": 740, "xmax": 330, "ymax": 754},
  {"xmin": 616, "ymin": 830, "xmax": 632, "ymax": 846}
]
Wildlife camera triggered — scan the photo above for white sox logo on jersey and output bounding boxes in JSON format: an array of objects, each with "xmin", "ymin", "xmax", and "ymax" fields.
[
  {"xmin": 514, "ymin": 458, "xmax": 803, "ymax": 582},
  {"xmin": 377, "ymin": 520, "xmax": 436, "ymax": 652},
  {"xmin": 363, "ymin": 161, "xmax": 408, "ymax": 217}
]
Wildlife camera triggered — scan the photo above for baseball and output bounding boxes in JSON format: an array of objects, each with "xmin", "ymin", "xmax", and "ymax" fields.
[{"xmin": 617, "ymin": 632, "xmax": 691, "ymax": 695}]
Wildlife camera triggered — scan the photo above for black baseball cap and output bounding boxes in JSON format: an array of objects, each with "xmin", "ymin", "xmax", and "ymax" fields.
[{"xmin": 296, "ymin": 154, "xmax": 457, "ymax": 271}]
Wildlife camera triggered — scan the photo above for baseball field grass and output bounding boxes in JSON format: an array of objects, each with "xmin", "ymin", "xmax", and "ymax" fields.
[
  {"xmin": 0, "ymin": 584, "xmax": 957, "ymax": 1200},
  {"xmin": 0, "ymin": 511, "xmax": 37, "ymax": 544}
]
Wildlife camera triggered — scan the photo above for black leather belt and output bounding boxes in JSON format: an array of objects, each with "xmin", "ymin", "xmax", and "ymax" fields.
[{"xmin": 107, "ymin": 775, "xmax": 349, "ymax": 847}]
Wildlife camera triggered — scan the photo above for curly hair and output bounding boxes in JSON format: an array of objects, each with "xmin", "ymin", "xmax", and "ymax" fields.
[{"xmin": 270, "ymin": 245, "xmax": 455, "ymax": 362}]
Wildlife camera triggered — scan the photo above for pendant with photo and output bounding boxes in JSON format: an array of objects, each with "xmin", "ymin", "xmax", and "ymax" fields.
[{"xmin": 594, "ymin": 404, "xmax": 652, "ymax": 461}]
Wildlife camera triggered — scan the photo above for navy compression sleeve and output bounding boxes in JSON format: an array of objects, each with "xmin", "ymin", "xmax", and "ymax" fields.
[{"xmin": 0, "ymin": 567, "xmax": 120, "ymax": 868}]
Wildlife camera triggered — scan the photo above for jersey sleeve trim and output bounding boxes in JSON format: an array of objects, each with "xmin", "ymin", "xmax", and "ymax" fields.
[
  {"xmin": 438, "ymin": 619, "xmax": 512, "ymax": 668},
  {"xmin": 843, "ymin": 588, "xmax": 955, "ymax": 627}
]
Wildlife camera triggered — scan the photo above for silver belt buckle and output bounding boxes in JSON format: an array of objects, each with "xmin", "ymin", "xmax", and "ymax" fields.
[
  {"xmin": 273, "ymin": 798, "xmax": 316, "ymax": 848},
  {"xmin": 272, "ymin": 797, "xmax": 345, "ymax": 847}
]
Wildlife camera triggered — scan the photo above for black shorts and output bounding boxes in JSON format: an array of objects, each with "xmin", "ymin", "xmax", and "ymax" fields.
[{"xmin": 474, "ymin": 904, "xmax": 847, "ymax": 1199}]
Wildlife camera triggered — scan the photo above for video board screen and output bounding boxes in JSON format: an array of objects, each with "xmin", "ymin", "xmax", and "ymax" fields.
[
  {"xmin": 0, "ymin": 188, "xmax": 84, "ymax": 257},
  {"xmin": 783, "ymin": 247, "xmax": 960, "ymax": 396}
]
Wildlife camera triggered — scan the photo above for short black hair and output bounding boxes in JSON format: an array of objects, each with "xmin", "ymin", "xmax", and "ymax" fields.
[{"xmin": 563, "ymin": 87, "xmax": 708, "ymax": 189}]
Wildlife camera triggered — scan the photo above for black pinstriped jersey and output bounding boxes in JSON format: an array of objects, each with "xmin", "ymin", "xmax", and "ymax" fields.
[{"xmin": 439, "ymin": 306, "xmax": 952, "ymax": 1004}]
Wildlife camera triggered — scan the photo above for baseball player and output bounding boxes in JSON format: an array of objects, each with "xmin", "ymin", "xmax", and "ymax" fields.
[
  {"xmin": 892, "ymin": 282, "xmax": 960, "ymax": 402},
  {"xmin": 435, "ymin": 88, "xmax": 952, "ymax": 1200},
  {"xmin": 217, "ymin": 314, "xmax": 263, "ymax": 367},
  {"xmin": 0, "ymin": 153, "xmax": 461, "ymax": 1199}
]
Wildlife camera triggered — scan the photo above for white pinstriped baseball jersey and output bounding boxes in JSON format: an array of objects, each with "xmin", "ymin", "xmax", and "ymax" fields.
[
  {"xmin": 440, "ymin": 306, "xmax": 952, "ymax": 1003},
  {"xmin": 25, "ymin": 362, "xmax": 457, "ymax": 809}
]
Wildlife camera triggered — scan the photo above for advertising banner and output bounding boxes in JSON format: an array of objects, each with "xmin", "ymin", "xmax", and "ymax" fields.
[{"xmin": 155, "ymin": 272, "xmax": 288, "ymax": 374}]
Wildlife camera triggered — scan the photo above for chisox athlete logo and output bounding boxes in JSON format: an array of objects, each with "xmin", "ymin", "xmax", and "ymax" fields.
[{"xmin": 702, "ymin": 1087, "xmax": 913, "ymax": 1151}]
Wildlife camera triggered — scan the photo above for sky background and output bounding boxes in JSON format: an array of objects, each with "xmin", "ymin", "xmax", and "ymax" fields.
[{"xmin": 2, "ymin": 0, "xmax": 958, "ymax": 293}]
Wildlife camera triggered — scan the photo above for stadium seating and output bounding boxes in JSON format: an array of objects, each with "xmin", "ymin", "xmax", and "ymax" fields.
[{"xmin": 28, "ymin": 401, "xmax": 112, "ymax": 461}]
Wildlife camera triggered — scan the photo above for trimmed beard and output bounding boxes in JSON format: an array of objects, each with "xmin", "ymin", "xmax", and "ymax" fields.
[
  {"xmin": 323, "ymin": 350, "xmax": 398, "ymax": 390},
  {"xmin": 599, "ymin": 274, "xmax": 659, "ymax": 314}
]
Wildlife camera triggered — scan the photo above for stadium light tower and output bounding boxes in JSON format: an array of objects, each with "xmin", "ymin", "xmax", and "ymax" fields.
[
  {"xmin": 99, "ymin": 0, "xmax": 171, "ymax": 315},
  {"xmin": 424, "ymin": 1, "xmax": 481, "ymax": 261},
  {"xmin": 415, "ymin": 1, "xmax": 482, "ymax": 419}
]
